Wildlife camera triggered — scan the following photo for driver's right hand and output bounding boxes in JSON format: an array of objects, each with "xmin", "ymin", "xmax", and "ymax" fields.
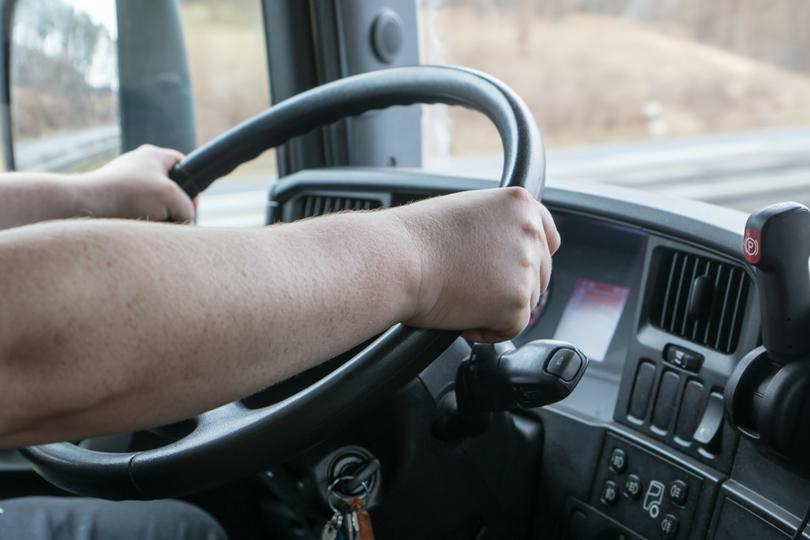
[{"xmin": 393, "ymin": 187, "xmax": 560, "ymax": 343}]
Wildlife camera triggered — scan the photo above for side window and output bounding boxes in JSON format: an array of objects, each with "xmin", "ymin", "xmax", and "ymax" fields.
[
  {"xmin": 9, "ymin": 0, "xmax": 121, "ymax": 172},
  {"xmin": 179, "ymin": 0, "xmax": 274, "ymax": 180}
]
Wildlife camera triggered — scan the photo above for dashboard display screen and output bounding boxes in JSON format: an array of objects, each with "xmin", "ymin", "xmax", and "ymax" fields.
[{"xmin": 553, "ymin": 279, "xmax": 630, "ymax": 361}]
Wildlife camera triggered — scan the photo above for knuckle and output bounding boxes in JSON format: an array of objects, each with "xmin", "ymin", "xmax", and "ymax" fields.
[
  {"xmin": 504, "ymin": 186, "xmax": 530, "ymax": 202},
  {"xmin": 501, "ymin": 187, "xmax": 533, "ymax": 212},
  {"xmin": 520, "ymin": 219, "xmax": 542, "ymax": 238}
]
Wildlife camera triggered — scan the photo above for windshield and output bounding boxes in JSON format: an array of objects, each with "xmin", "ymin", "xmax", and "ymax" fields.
[{"xmin": 418, "ymin": 0, "xmax": 810, "ymax": 212}]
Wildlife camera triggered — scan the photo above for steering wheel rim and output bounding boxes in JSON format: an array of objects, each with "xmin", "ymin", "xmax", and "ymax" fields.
[{"xmin": 22, "ymin": 65, "xmax": 545, "ymax": 500}]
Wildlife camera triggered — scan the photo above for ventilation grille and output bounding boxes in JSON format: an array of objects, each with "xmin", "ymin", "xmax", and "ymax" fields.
[
  {"xmin": 298, "ymin": 195, "xmax": 382, "ymax": 219},
  {"xmin": 650, "ymin": 248, "xmax": 750, "ymax": 354}
]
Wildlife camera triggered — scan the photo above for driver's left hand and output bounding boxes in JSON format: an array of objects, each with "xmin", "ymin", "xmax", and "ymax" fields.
[{"xmin": 77, "ymin": 144, "xmax": 195, "ymax": 223}]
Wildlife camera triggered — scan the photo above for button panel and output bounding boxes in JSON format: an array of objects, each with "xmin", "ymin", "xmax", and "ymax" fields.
[
  {"xmin": 590, "ymin": 433, "xmax": 701, "ymax": 540},
  {"xmin": 619, "ymin": 357, "xmax": 736, "ymax": 473}
]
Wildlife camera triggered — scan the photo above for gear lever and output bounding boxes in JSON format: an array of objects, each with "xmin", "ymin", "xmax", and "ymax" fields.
[{"xmin": 433, "ymin": 340, "xmax": 588, "ymax": 442}]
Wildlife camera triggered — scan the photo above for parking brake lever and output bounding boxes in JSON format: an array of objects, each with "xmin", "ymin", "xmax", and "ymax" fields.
[
  {"xmin": 725, "ymin": 202, "xmax": 810, "ymax": 468},
  {"xmin": 743, "ymin": 202, "xmax": 810, "ymax": 363},
  {"xmin": 434, "ymin": 340, "xmax": 588, "ymax": 442}
]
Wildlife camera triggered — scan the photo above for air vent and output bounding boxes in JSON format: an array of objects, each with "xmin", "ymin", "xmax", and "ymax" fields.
[
  {"xmin": 298, "ymin": 194, "xmax": 382, "ymax": 219},
  {"xmin": 650, "ymin": 248, "xmax": 750, "ymax": 354}
]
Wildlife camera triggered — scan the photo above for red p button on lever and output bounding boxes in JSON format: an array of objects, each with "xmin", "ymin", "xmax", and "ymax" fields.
[{"xmin": 743, "ymin": 227, "xmax": 761, "ymax": 265}]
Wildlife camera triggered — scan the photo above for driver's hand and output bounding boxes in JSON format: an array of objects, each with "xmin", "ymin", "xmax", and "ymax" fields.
[
  {"xmin": 78, "ymin": 144, "xmax": 194, "ymax": 223},
  {"xmin": 395, "ymin": 187, "xmax": 560, "ymax": 343}
]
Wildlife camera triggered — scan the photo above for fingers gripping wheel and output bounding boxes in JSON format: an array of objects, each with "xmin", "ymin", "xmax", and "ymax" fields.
[{"xmin": 22, "ymin": 65, "xmax": 546, "ymax": 500}]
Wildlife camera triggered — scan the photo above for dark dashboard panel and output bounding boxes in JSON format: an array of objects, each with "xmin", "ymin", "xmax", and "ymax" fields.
[{"xmin": 269, "ymin": 168, "xmax": 809, "ymax": 540}]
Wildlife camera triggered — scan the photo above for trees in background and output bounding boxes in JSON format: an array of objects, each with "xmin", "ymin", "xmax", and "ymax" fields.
[{"xmin": 11, "ymin": 0, "xmax": 117, "ymax": 139}]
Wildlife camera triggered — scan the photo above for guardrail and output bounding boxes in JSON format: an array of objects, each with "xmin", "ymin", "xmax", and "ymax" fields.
[{"xmin": 13, "ymin": 125, "xmax": 120, "ymax": 172}]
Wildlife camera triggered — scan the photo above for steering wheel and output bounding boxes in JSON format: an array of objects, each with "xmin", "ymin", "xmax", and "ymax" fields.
[{"xmin": 22, "ymin": 65, "xmax": 545, "ymax": 500}]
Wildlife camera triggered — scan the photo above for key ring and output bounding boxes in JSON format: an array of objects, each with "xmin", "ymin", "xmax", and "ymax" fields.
[{"xmin": 326, "ymin": 475, "xmax": 370, "ymax": 514}]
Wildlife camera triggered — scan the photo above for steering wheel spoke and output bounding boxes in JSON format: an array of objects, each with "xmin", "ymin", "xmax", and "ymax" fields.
[{"xmin": 195, "ymin": 400, "xmax": 251, "ymax": 428}]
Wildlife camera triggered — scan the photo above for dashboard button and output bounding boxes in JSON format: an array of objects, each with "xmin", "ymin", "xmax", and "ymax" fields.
[
  {"xmin": 609, "ymin": 448, "xmax": 627, "ymax": 473},
  {"xmin": 664, "ymin": 344, "xmax": 703, "ymax": 372},
  {"xmin": 545, "ymin": 348, "xmax": 583, "ymax": 381},
  {"xmin": 660, "ymin": 514, "xmax": 679, "ymax": 538},
  {"xmin": 670, "ymin": 480, "xmax": 689, "ymax": 506},
  {"xmin": 675, "ymin": 380, "xmax": 704, "ymax": 441},
  {"xmin": 652, "ymin": 371, "xmax": 681, "ymax": 430},
  {"xmin": 600, "ymin": 480, "xmax": 619, "ymax": 506},
  {"xmin": 623, "ymin": 474, "xmax": 643, "ymax": 500},
  {"xmin": 629, "ymin": 360, "xmax": 656, "ymax": 420},
  {"xmin": 694, "ymin": 392, "xmax": 725, "ymax": 448}
]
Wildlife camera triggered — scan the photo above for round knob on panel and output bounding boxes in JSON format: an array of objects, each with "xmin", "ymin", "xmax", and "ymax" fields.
[{"xmin": 371, "ymin": 9, "xmax": 404, "ymax": 64}]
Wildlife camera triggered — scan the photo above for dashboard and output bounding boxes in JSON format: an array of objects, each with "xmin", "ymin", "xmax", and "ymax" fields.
[{"xmin": 269, "ymin": 167, "xmax": 810, "ymax": 540}]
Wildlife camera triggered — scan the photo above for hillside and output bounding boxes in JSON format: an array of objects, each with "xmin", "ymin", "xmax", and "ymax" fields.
[{"xmin": 421, "ymin": 8, "xmax": 810, "ymax": 154}]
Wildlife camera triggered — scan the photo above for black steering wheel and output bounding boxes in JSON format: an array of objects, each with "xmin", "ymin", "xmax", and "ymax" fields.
[{"xmin": 22, "ymin": 65, "xmax": 545, "ymax": 500}]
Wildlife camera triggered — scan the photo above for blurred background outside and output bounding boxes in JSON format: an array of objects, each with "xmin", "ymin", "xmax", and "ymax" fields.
[{"xmin": 6, "ymin": 0, "xmax": 810, "ymax": 225}]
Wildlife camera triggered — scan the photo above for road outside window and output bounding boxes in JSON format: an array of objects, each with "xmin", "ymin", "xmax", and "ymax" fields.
[
  {"xmin": 179, "ymin": 0, "xmax": 275, "ymax": 227},
  {"xmin": 419, "ymin": 0, "xmax": 810, "ymax": 212}
]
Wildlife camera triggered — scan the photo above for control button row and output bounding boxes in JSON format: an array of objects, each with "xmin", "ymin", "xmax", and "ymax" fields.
[{"xmin": 605, "ymin": 447, "xmax": 691, "ymax": 507}]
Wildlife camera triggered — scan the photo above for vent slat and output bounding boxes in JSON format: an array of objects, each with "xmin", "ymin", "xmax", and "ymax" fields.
[
  {"xmin": 670, "ymin": 254, "xmax": 690, "ymax": 333},
  {"xmin": 660, "ymin": 251, "xmax": 679, "ymax": 329},
  {"xmin": 690, "ymin": 259, "xmax": 708, "ymax": 341},
  {"xmin": 703, "ymin": 261, "xmax": 721, "ymax": 345},
  {"xmin": 650, "ymin": 248, "xmax": 749, "ymax": 354},
  {"xmin": 715, "ymin": 268, "xmax": 735, "ymax": 350},
  {"xmin": 681, "ymin": 255, "xmax": 700, "ymax": 336},
  {"xmin": 726, "ymin": 273, "xmax": 748, "ymax": 353}
]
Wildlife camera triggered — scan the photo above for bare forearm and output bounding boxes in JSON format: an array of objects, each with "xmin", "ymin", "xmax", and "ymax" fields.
[
  {"xmin": 0, "ymin": 214, "xmax": 418, "ymax": 446},
  {"xmin": 0, "ymin": 173, "xmax": 99, "ymax": 230}
]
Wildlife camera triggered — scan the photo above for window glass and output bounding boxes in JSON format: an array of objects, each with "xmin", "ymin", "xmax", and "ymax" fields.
[
  {"xmin": 9, "ymin": 0, "xmax": 120, "ymax": 172},
  {"xmin": 419, "ymin": 0, "xmax": 810, "ymax": 212},
  {"xmin": 179, "ymin": 0, "xmax": 275, "ymax": 226}
]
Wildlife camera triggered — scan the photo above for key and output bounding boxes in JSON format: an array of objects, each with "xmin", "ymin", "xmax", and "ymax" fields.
[
  {"xmin": 321, "ymin": 512, "xmax": 344, "ymax": 540},
  {"xmin": 349, "ymin": 498, "xmax": 375, "ymax": 540},
  {"xmin": 342, "ymin": 510, "xmax": 359, "ymax": 540},
  {"xmin": 340, "ymin": 512, "xmax": 353, "ymax": 540},
  {"xmin": 356, "ymin": 508, "xmax": 375, "ymax": 540}
]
